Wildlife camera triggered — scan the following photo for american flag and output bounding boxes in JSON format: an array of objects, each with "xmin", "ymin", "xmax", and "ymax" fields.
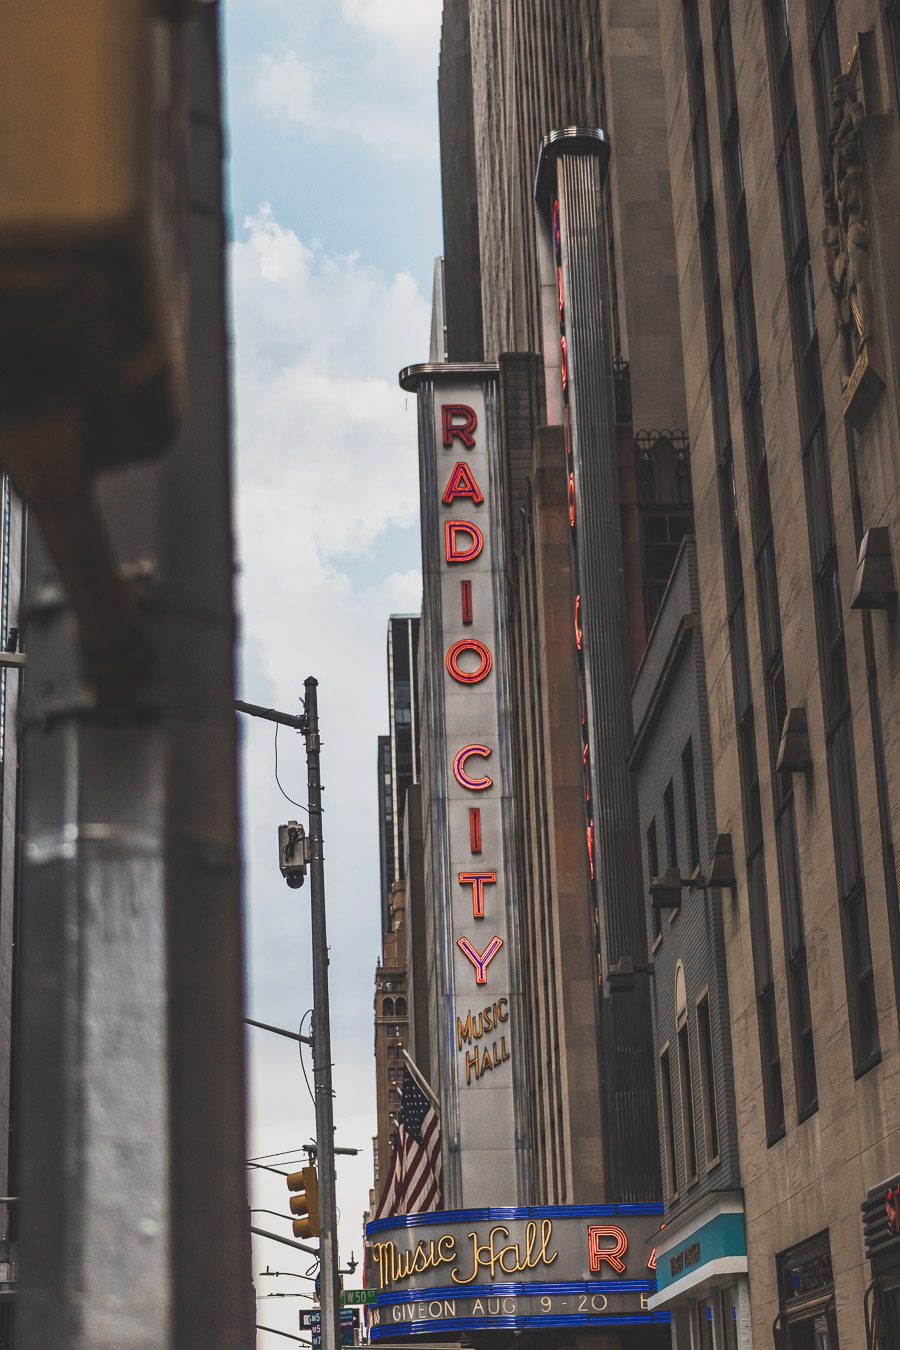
[{"xmin": 373, "ymin": 1062, "xmax": 442, "ymax": 1219}]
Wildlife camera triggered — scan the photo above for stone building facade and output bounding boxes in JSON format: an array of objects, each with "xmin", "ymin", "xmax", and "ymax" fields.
[
  {"xmin": 657, "ymin": 1, "xmax": 900, "ymax": 1345},
  {"xmin": 631, "ymin": 538, "xmax": 751, "ymax": 1348}
]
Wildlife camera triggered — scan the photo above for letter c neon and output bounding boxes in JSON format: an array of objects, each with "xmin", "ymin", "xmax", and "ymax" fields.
[{"xmin": 453, "ymin": 744, "xmax": 493, "ymax": 791}]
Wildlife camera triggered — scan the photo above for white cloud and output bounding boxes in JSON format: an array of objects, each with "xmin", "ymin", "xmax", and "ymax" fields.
[
  {"xmin": 231, "ymin": 205, "xmax": 428, "ymax": 1348},
  {"xmin": 248, "ymin": 0, "xmax": 443, "ymax": 162},
  {"xmin": 252, "ymin": 50, "xmax": 438, "ymax": 161},
  {"xmin": 232, "ymin": 205, "xmax": 426, "ymax": 559}
]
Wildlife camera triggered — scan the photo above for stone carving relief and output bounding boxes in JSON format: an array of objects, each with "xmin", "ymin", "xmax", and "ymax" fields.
[{"xmin": 823, "ymin": 71, "xmax": 874, "ymax": 380}]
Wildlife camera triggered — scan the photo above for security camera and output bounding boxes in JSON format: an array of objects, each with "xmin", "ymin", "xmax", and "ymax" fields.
[{"xmin": 278, "ymin": 821, "xmax": 310, "ymax": 889}]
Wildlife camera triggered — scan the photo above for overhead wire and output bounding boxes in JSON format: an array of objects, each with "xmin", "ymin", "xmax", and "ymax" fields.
[{"xmin": 274, "ymin": 722, "xmax": 307, "ymax": 813}]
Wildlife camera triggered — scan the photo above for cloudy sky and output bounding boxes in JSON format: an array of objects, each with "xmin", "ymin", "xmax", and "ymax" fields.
[{"xmin": 224, "ymin": 2, "xmax": 443, "ymax": 1345}]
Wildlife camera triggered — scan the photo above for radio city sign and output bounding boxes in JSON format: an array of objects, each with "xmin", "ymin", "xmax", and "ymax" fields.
[
  {"xmin": 365, "ymin": 1205, "xmax": 670, "ymax": 1335},
  {"xmin": 402, "ymin": 362, "xmax": 526, "ymax": 1205}
]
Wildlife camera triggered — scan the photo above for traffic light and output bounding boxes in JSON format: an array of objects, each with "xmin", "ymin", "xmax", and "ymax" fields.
[{"xmin": 287, "ymin": 1164, "xmax": 320, "ymax": 1239}]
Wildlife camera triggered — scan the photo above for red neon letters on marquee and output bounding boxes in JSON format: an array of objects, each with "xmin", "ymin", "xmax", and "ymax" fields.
[
  {"xmin": 568, "ymin": 472, "xmax": 576, "ymax": 528},
  {"xmin": 469, "ymin": 807, "xmax": 482, "ymax": 854},
  {"xmin": 458, "ymin": 871, "xmax": 497, "ymax": 919},
  {"xmin": 560, "ymin": 335, "xmax": 568, "ymax": 393},
  {"xmin": 574, "ymin": 594, "xmax": 583, "ymax": 651},
  {"xmin": 453, "ymin": 744, "xmax": 493, "ymax": 791},
  {"xmin": 460, "ymin": 579, "xmax": 473, "ymax": 625},
  {"xmin": 442, "ymin": 404, "xmax": 478, "ymax": 449},
  {"xmin": 442, "ymin": 461, "xmax": 484, "ymax": 506},
  {"xmin": 587, "ymin": 1225, "xmax": 629, "ymax": 1275},
  {"xmin": 457, "ymin": 935, "xmax": 503, "ymax": 985},
  {"xmin": 445, "ymin": 520, "xmax": 484, "ymax": 563},
  {"xmin": 446, "ymin": 639, "xmax": 493, "ymax": 685}
]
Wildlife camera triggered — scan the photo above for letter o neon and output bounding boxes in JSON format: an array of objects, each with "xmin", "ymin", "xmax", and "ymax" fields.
[
  {"xmin": 453, "ymin": 744, "xmax": 493, "ymax": 791},
  {"xmin": 446, "ymin": 639, "xmax": 492, "ymax": 685}
]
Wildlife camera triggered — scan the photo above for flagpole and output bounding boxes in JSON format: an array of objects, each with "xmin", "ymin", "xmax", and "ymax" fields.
[{"xmin": 400, "ymin": 1049, "xmax": 439, "ymax": 1110}]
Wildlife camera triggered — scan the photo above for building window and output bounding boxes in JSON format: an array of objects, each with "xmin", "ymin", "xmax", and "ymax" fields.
[
  {"xmin": 776, "ymin": 1231, "xmax": 839, "ymax": 1347},
  {"xmin": 383, "ymin": 997, "xmax": 395, "ymax": 1018},
  {"xmin": 663, "ymin": 780, "xmax": 677, "ymax": 871},
  {"xmin": 888, "ymin": 0, "xmax": 900, "ymax": 114},
  {"xmin": 696, "ymin": 994, "xmax": 720, "ymax": 1165},
  {"xmin": 647, "ymin": 817, "xmax": 662, "ymax": 939},
  {"xmin": 685, "ymin": 0, "xmax": 786, "ymax": 1142},
  {"xmin": 677, "ymin": 1017, "xmax": 699, "ymax": 1185},
  {"xmin": 765, "ymin": 0, "xmax": 879, "ymax": 1080},
  {"xmin": 682, "ymin": 737, "xmax": 701, "ymax": 872},
  {"xmin": 660, "ymin": 1047, "xmax": 678, "ymax": 1199}
]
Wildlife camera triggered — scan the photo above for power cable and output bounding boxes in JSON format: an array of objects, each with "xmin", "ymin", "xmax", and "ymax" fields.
[
  {"xmin": 274, "ymin": 722, "xmax": 307, "ymax": 813},
  {"xmin": 298, "ymin": 1009, "xmax": 316, "ymax": 1110}
]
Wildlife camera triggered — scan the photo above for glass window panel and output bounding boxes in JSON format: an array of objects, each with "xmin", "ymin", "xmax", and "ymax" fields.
[
  {"xmin": 678, "ymin": 1022, "xmax": 699, "ymax": 1182},
  {"xmin": 760, "ymin": 983, "xmax": 785, "ymax": 1138},
  {"xmin": 697, "ymin": 996, "xmax": 720, "ymax": 1162},
  {"xmin": 748, "ymin": 849, "xmax": 773, "ymax": 993}
]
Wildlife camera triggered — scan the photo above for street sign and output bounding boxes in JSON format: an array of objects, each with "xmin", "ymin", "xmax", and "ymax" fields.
[
  {"xmin": 308, "ymin": 1329, "xmax": 354, "ymax": 1348},
  {"xmin": 342, "ymin": 1289, "xmax": 376, "ymax": 1306},
  {"xmin": 300, "ymin": 1309, "xmax": 356, "ymax": 1330}
]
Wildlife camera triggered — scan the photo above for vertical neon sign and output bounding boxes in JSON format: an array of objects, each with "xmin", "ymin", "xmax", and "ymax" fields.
[{"xmin": 554, "ymin": 199, "xmax": 599, "ymax": 907}]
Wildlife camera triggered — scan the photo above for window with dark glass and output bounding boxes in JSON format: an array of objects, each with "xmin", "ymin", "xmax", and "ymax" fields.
[
  {"xmin": 677, "ymin": 1017, "xmax": 698, "ymax": 1184},
  {"xmin": 648, "ymin": 818, "xmax": 662, "ymax": 939},
  {"xmin": 764, "ymin": 0, "xmax": 880, "ymax": 1077},
  {"xmin": 683, "ymin": 0, "xmax": 785, "ymax": 1141},
  {"xmin": 888, "ymin": 0, "xmax": 900, "ymax": 114},
  {"xmin": 697, "ymin": 994, "xmax": 720, "ymax": 1164},
  {"xmin": 682, "ymin": 738, "xmax": 701, "ymax": 873},
  {"xmin": 660, "ymin": 1047, "xmax": 678, "ymax": 1198},
  {"xmin": 664, "ymin": 780, "xmax": 677, "ymax": 871}
]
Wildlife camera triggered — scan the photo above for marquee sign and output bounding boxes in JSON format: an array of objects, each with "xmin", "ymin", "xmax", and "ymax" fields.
[
  {"xmin": 365, "ymin": 1205, "xmax": 670, "ymax": 1335},
  {"xmin": 401, "ymin": 363, "xmax": 528, "ymax": 1207}
]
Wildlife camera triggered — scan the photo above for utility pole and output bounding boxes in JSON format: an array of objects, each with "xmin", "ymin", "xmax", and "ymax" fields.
[
  {"xmin": 238, "ymin": 681, "xmax": 341, "ymax": 1350},
  {"xmin": 302, "ymin": 676, "xmax": 341, "ymax": 1350}
]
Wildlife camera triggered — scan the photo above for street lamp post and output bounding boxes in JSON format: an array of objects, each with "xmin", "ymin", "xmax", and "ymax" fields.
[{"xmin": 237, "ymin": 680, "xmax": 341, "ymax": 1350}]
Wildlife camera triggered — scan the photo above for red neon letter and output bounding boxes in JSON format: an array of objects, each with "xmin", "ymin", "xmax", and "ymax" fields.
[
  {"xmin": 453, "ymin": 744, "xmax": 493, "ymax": 791},
  {"xmin": 560, "ymin": 335, "xmax": 568, "ymax": 393},
  {"xmin": 574, "ymin": 594, "xmax": 583, "ymax": 651},
  {"xmin": 442, "ymin": 461, "xmax": 484, "ymax": 506},
  {"xmin": 459, "ymin": 871, "xmax": 497, "ymax": 919},
  {"xmin": 442, "ymin": 404, "xmax": 477, "ymax": 448},
  {"xmin": 457, "ymin": 935, "xmax": 503, "ymax": 985},
  {"xmin": 446, "ymin": 639, "xmax": 492, "ymax": 685},
  {"xmin": 588, "ymin": 1226, "xmax": 628, "ymax": 1275},
  {"xmin": 469, "ymin": 807, "xmax": 482, "ymax": 854},
  {"xmin": 461, "ymin": 579, "xmax": 473, "ymax": 625},
  {"xmin": 445, "ymin": 520, "xmax": 484, "ymax": 563},
  {"xmin": 568, "ymin": 472, "xmax": 576, "ymax": 528},
  {"xmin": 557, "ymin": 265, "xmax": 565, "ymax": 321},
  {"xmin": 586, "ymin": 819, "xmax": 595, "ymax": 880}
]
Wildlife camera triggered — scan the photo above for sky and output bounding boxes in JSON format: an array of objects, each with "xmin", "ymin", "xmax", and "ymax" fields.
[{"xmin": 223, "ymin": 2, "xmax": 444, "ymax": 1346}]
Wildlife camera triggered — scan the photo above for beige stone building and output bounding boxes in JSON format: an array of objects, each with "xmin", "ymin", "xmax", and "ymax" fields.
[{"xmin": 658, "ymin": 0, "xmax": 900, "ymax": 1344}]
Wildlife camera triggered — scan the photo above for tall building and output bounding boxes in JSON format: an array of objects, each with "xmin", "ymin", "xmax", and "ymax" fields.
[
  {"xmin": 656, "ymin": 1, "xmax": 900, "ymax": 1345},
  {"xmin": 377, "ymin": 616, "xmax": 421, "ymax": 936},
  {"xmin": 370, "ymin": 883, "xmax": 409, "ymax": 1209}
]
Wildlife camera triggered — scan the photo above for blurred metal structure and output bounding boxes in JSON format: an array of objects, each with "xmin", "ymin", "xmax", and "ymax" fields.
[{"xmin": 13, "ymin": 6, "xmax": 253, "ymax": 1348}]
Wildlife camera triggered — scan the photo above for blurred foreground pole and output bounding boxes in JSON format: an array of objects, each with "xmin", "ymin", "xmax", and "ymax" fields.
[{"xmin": 14, "ymin": 6, "xmax": 253, "ymax": 1348}]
